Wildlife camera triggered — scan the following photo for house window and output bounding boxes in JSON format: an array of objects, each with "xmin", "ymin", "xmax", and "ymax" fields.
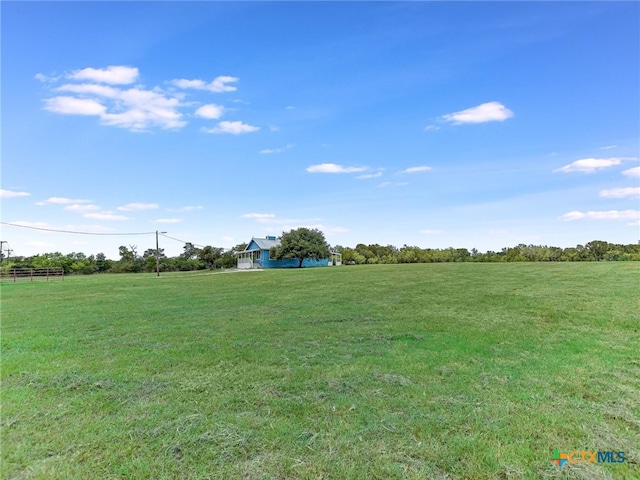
[{"xmin": 255, "ymin": 250, "xmax": 261, "ymax": 260}]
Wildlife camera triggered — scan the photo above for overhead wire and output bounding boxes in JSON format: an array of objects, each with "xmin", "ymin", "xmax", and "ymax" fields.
[
  {"xmin": 159, "ymin": 233, "xmax": 207, "ymax": 248},
  {"xmin": 0, "ymin": 221, "xmax": 156, "ymax": 236}
]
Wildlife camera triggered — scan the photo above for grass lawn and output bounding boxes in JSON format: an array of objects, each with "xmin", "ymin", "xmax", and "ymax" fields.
[{"xmin": 1, "ymin": 262, "xmax": 638, "ymax": 479}]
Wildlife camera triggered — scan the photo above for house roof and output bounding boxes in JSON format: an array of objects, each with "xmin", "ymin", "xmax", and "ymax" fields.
[{"xmin": 247, "ymin": 237, "xmax": 281, "ymax": 250}]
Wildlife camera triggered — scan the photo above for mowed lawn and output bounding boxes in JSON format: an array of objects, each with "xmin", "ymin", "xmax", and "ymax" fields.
[{"xmin": 1, "ymin": 263, "xmax": 638, "ymax": 479}]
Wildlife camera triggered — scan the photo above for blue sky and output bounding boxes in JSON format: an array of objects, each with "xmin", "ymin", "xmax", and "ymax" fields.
[{"xmin": 2, "ymin": 2, "xmax": 638, "ymax": 259}]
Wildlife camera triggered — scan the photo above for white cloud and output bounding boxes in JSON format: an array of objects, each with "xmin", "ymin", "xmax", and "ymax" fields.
[
  {"xmin": 84, "ymin": 212, "xmax": 131, "ymax": 221},
  {"xmin": 622, "ymin": 166, "xmax": 640, "ymax": 178},
  {"xmin": 11, "ymin": 221, "xmax": 50, "ymax": 229},
  {"xmin": 57, "ymin": 83, "xmax": 120, "ymax": 97},
  {"xmin": 155, "ymin": 218, "xmax": 183, "ymax": 224},
  {"xmin": 599, "ymin": 187, "xmax": 640, "ymax": 199},
  {"xmin": 1, "ymin": 189, "xmax": 31, "ymax": 198},
  {"xmin": 44, "ymin": 96, "xmax": 106, "ymax": 116},
  {"xmin": 242, "ymin": 213, "xmax": 276, "ymax": 222},
  {"xmin": 356, "ymin": 171, "xmax": 383, "ymax": 179},
  {"xmin": 424, "ymin": 125, "xmax": 440, "ymax": 131},
  {"xmin": 260, "ymin": 144, "xmax": 293, "ymax": 154},
  {"xmin": 306, "ymin": 163, "xmax": 368, "ymax": 174},
  {"xmin": 46, "ymin": 87, "xmax": 185, "ymax": 131},
  {"xmin": 35, "ymin": 73, "xmax": 60, "ymax": 83},
  {"xmin": 442, "ymin": 101, "xmax": 513, "ymax": 125},
  {"xmin": 195, "ymin": 104, "xmax": 225, "ymax": 119},
  {"xmin": 172, "ymin": 76, "xmax": 238, "ymax": 93},
  {"xmin": 64, "ymin": 204, "xmax": 100, "ymax": 212},
  {"xmin": 419, "ymin": 229, "xmax": 443, "ymax": 235},
  {"xmin": 68, "ymin": 66, "xmax": 139, "ymax": 85},
  {"xmin": 204, "ymin": 121, "xmax": 260, "ymax": 134},
  {"xmin": 44, "ymin": 68, "xmax": 188, "ymax": 131},
  {"xmin": 101, "ymin": 88, "xmax": 185, "ymax": 130},
  {"xmin": 117, "ymin": 203, "xmax": 159, "ymax": 211},
  {"xmin": 554, "ymin": 157, "xmax": 623, "ymax": 173},
  {"xmin": 599, "ymin": 145, "xmax": 617, "ymax": 150},
  {"xmin": 167, "ymin": 205, "xmax": 204, "ymax": 212},
  {"xmin": 400, "ymin": 166, "xmax": 432, "ymax": 174},
  {"xmin": 37, "ymin": 197, "xmax": 91, "ymax": 205},
  {"xmin": 559, "ymin": 210, "xmax": 640, "ymax": 221}
]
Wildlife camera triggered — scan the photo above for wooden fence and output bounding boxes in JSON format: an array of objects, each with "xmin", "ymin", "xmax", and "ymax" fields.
[{"xmin": 0, "ymin": 267, "xmax": 65, "ymax": 283}]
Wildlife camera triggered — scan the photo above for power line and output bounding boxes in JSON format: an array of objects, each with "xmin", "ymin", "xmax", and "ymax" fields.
[
  {"xmin": 159, "ymin": 233, "xmax": 207, "ymax": 248},
  {"xmin": 0, "ymin": 221, "xmax": 156, "ymax": 236}
]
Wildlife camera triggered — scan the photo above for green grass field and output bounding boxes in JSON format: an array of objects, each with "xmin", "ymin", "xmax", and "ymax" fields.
[{"xmin": 2, "ymin": 263, "xmax": 638, "ymax": 479}]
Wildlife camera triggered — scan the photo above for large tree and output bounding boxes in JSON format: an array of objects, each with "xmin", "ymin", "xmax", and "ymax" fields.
[{"xmin": 270, "ymin": 228, "xmax": 330, "ymax": 268}]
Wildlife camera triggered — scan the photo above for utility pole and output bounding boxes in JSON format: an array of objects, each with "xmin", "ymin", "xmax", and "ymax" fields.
[
  {"xmin": 0, "ymin": 241, "xmax": 6, "ymax": 264},
  {"xmin": 156, "ymin": 231, "xmax": 167, "ymax": 277}
]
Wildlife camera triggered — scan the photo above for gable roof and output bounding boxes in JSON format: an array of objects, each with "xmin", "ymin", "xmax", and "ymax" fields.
[{"xmin": 247, "ymin": 237, "xmax": 281, "ymax": 251}]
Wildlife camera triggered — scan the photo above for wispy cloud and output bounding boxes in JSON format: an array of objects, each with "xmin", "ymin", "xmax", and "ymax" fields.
[
  {"xmin": 1, "ymin": 189, "xmax": 31, "ymax": 198},
  {"xmin": 399, "ymin": 166, "xmax": 432, "ymax": 174},
  {"xmin": 242, "ymin": 213, "xmax": 276, "ymax": 223},
  {"xmin": 195, "ymin": 104, "xmax": 225, "ymax": 119},
  {"xmin": 419, "ymin": 229, "xmax": 443, "ymax": 235},
  {"xmin": 84, "ymin": 212, "xmax": 131, "ymax": 221},
  {"xmin": 599, "ymin": 187, "xmax": 640, "ymax": 199},
  {"xmin": 306, "ymin": 163, "xmax": 368, "ymax": 174},
  {"xmin": 155, "ymin": 218, "xmax": 182, "ymax": 224},
  {"xmin": 260, "ymin": 144, "xmax": 293, "ymax": 154},
  {"xmin": 64, "ymin": 204, "xmax": 100, "ymax": 212},
  {"xmin": 599, "ymin": 145, "xmax": 617, "ymax": 150},
  {"xmin": 204, "ymin": 121, "xmax": 259, "ymax": 134},
  {"xmin": 37, "ymin": 197, "xmax": 91, "ymax": 205},
  {"xmin": 167, "ymin": 205, "xmax": 204, "ymax": 212},
  {"xmin": 117, "ymin": 202, "xmax": 159, "ymax": 211},
  {"xmin": 442, "ymin": 101, "xmax": 513, "ymax": 125},
  {"xmin": 622, "ymin": 166, "xmax": 640, "ymax": 178},
  {"xmin": 559, "ymin": 210, "xmax": 640, "ymax": 221},
  {"xmin": 554, "ymin": 157, "xmax": 624, "ymax": 174},
  {"xmin": 356, "ymin": 171, "xmax": 383, "ymax": 179},
  {"xmin": 171, "ymin": 76, "xmax": 238, "ymax": 93},
  {"xmin": 424, "ymin": 125, "xmax": 440, "ymax": 131},
  {"xmin": 35, "ymin": 72, "xmax": 61, "ymax": 83},
  {"xmin": 68, "ymin": 65, "xmax": 139, "ymax": 85}
]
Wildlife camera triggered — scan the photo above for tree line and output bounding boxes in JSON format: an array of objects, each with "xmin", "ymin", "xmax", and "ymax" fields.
[
  {"xmin": 1, "ymin": 239, "xmax": 638, "ymax": 275},
  {"xmin": 336, "ymin": 240, "xmax": 640, "ymax": 264},
  {"xmin": 0, "ymin": 241, "xmax": 247, "ymax": 275}
]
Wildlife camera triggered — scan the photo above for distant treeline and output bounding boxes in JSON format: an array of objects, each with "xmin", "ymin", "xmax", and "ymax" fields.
[
  {"xmin": 336, "ymin": 240, "xmax": 640, "ymax": 264},
  {"xmin": 1, "ymin": 240, "xmax": 638, "ymax": 275}
]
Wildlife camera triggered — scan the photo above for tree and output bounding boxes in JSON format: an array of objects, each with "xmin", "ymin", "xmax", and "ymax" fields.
[
  {"xmin": 182, "ymin": 242, "xmax": 199, "ymax": 260},
  {"xmin": 198, "ymin": 246, "xmax": 223, "ymax": 269},
  {"xmin": 270, "ymin": 228, "xmax": 330, "ymax": 268}
]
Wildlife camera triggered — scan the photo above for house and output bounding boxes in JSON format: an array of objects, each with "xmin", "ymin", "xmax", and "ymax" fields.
[{"xmin": 236, "ymin": 236, "xmax": 342, "ymax": 269}]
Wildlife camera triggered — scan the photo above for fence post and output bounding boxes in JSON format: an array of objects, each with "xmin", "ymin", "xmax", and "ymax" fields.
[
  {"xmin": 47, "ymin": 268, "xmax": 49, "ymax": 281},
  {"xmin": 31, "ymin": 268, "xmax": 33, "ymax": 282},
  {"xmin": 13, "ymin": 268, "xmax": 16, "ymax": 283}
]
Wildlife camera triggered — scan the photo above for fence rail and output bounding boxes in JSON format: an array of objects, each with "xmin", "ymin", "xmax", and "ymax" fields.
[{"xmin": 0, "ymin": 267, "xmax": 65, "ymax": 282}]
